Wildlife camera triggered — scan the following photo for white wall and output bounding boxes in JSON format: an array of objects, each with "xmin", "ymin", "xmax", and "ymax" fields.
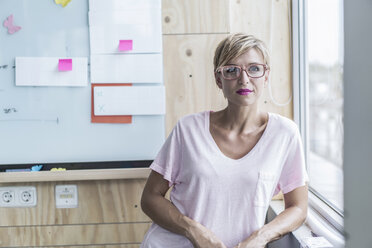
[{"xmin": 344, "ymin": 0, "xmax": 372, "ymax": 247}]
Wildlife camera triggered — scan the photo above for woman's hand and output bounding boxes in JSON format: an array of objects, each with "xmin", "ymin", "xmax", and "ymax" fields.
[
  {"xmin": 233, "ymin": 230, "xmax": 267, "ymax": 248},
  {"xmin": 185, "ymin": 219, "xmax": 226, "ymax": 248}
]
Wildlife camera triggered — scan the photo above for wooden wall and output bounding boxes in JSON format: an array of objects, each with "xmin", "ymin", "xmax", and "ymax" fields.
[
  {"xmin": 0, "ymin": 179, "xmax": 151, "ymax": 247},
  {"xmin": 0, "ymin": 0, "xmax": 292, "ymax": 247}
]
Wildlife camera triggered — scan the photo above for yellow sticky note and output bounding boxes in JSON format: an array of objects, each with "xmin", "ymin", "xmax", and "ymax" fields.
[
  {"xmin": 51, "ymin": 168, "xmax": 66, "ymax": 171},
  {"xmin": 55, "ymin": 0, "xmax": 71, "ymax": 8}
]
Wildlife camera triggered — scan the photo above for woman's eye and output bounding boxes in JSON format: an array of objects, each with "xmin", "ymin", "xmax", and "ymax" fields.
[
  {"xmin": 249, "ymin": 66, "xmax": 260, "ymax": 72},
  {"xmin": 226, "ymin": 67, "xmax": 239, "ymax": 73}
]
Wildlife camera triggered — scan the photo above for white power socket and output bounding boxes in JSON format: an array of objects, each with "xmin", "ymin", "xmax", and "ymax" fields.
[{"xmin": 0, "ymin": 186, "xmax": 37, "ymax": 207}]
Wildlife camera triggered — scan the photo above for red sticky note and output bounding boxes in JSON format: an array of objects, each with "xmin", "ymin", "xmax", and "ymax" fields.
[
  {"xmin": 119, "ymin": 40, "xmax": 133, "ymax": 51},
  {"xmin": 91, "ymin": 83, "xmax": 132, "ymax": 124},
  {"xmin": 58, "ymin": 59, "xmax": 72, "ymax": 71}
]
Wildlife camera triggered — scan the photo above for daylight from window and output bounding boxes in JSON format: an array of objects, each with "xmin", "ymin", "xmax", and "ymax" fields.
[{"xmin": 307, "ymin": 0, "xmax": 344, "ymax": 212}]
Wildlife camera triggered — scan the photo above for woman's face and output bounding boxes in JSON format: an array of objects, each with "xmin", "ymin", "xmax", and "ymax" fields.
[{"xmin": 215, "ymin": 48, "xmax": 269, "ymax": 107}]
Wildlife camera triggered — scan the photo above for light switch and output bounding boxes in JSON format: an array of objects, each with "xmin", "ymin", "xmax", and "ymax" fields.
[{"xmin": 55, "ymin": 185, "xmax": 78, "ymax": 208}]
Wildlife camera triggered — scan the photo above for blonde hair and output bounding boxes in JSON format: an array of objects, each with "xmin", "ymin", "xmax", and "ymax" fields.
[{"xmin": 213, "ymin": 33, "xmax": 270, "ymax": 72}]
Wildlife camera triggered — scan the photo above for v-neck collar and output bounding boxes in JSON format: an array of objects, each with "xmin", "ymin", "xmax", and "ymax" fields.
[{"xmin": 205, "ymin": 110, "xmax": 272, "ymax": 163}]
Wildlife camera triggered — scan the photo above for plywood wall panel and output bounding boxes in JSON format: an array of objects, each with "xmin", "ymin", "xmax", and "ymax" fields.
[
  {"xmin": 0, "ymin": 179, "xmax": 150, "ymax": 227},
  {"xmin": 0, "ymin": 223, "xmax": 151, "ymax": 247},
  {"xmin": 162, "ymin": 0, "xmax": 230, "ymax": 34},
  {"xmin": 163, "ymin": 34, "xmax": 229, "ymax": 135},
  {"xmin": 263, "ymin": 0, "xmax": 293, "ymax": 119},
  {"xmin": 229, "ymin": 0, "xmax": 293, "ymax": 119},
  {"xmin": 229, "ymin": 0, "xmax": 273, "ymax": 43}
]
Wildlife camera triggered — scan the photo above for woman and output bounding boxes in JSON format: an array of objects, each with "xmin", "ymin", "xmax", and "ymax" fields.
[{"xmin": 140, "ymin": 33, "xmax": 308, "ymax": 248}]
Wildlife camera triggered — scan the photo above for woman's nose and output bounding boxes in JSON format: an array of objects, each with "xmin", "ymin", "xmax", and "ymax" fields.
[{"xmin": 239, "ymin": 69, "xmax": 250, "ymax": 84}]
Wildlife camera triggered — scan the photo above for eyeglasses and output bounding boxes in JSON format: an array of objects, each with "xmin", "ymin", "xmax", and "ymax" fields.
[{"xmin": 215, "ymin": 64, "xmax": 269, "ymax": 80}]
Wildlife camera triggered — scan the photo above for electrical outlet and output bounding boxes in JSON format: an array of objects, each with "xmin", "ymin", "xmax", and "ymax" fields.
[
  {"xmin": 1, "ymin": 190, "xmax": 15, "ymax": 205},
  {"xmin": 55, "ymin": 185, "xmax": 78, "ymax": 208},
  {"xmin": 20, "ymin": 189, "xmax": 34, "ymax": 203},
  {"xmin": 0, "ymin": 187, "xmax": 37, "ymax": 207}
]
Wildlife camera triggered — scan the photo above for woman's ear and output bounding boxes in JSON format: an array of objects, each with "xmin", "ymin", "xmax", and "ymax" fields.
[{"xmin": 264, "ymin": 69, "xmax": 270, "ymax": 88}]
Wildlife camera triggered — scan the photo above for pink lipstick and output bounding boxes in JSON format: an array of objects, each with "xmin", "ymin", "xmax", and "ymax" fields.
[{"xmin": 236, "ymin": 89, "xmax": 253, "ymax": 95}]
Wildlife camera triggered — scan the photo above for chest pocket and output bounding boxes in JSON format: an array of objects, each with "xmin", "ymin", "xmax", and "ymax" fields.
[{"xmin": 254, "ymin": 171, "xmax": 276, "ymax": 207}]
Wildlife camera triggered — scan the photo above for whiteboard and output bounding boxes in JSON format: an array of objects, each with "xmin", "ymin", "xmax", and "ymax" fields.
[{"xmin": 0, "ymin": 0, "xmax": 165, "ymax": 165}]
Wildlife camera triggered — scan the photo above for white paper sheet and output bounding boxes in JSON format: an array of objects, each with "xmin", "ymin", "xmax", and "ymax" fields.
[
  {"xmin": 15, "ymin": 57, "xmax": 88, "ymax": 87},
  {"xmin": 89, "ymin": 0, "xmax": 161, "ymax": 12},
  {"xmin": 301, "ymin": 237, "xmax": 333, "ymax": 248},
  {"xmin": 90, "ymin": 54, "xmax": 163, "ymax": 83},
  {"xmin": 94, "ymin": 85, "xmax": 165, "ymax": 115},
  {"xmin": 89, "ymin": 11, "xmax": 162, "ymax": 54}
]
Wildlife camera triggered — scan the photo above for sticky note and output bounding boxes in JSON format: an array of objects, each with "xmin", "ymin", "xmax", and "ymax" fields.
[
  {"xmin": 55, "ymin": 0, "xmax": 71, "ymax": 8},
  {"xmin": 58, "ymin": 59, "xmax": 72, "ymax": 71},
  {"xmin": 91, "ymin": 83, "xmax": 132, "ymax": 124},
  {"xmin": 119, "ymin": 40, "xmax": 133, "ymax": 51}
]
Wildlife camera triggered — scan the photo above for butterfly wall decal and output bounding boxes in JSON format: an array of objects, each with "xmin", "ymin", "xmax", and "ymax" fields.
[{"xmin": 3, "ymin": 14, "xmax": 22, "ymax": 34}]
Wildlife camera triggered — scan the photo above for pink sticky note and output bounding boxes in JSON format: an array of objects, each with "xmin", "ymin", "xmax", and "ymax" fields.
[
  {"xmin": 119, "ymin": 40, "xmax": 133, "ymax": 51},
  {"xmin": 58, "ymin": 59, "xmax": 72, "ymax": 71}
]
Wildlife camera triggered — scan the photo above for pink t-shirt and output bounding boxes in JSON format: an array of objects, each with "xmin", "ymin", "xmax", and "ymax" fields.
[{"xmin": 141, "ymin": 111, "xmax": 308, "ymax": 248}]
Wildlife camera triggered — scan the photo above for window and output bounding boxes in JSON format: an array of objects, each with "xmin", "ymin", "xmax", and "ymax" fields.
[
  {"xmin": 306, "ymin": 0, "xmax": 344, "ymax": 214},
  {"xmin": 293, "ymin": 0, "xmax": 344, "ymax": 227}
]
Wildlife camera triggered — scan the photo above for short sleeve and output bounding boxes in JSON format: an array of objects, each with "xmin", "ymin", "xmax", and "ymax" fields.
[
  {"xmin": 274, "ymin": 127, "xmax": 309, "ymax": 195},
  {"xmin": 150, "ymin": 121, "xmax": 183, "ymax": 187}
]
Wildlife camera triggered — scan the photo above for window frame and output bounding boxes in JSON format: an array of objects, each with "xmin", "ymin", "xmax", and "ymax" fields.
[{"xmin": 291, "ymin": 0, "xmax": 344, "ymax": 235}]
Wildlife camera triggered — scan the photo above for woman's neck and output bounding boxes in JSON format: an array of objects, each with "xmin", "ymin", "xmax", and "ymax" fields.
[{"xmin": 214, "ymin": 104, "xmax": 266, "ymax": 135}]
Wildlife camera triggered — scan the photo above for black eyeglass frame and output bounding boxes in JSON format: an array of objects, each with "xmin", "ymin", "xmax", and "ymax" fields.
[{"xmin": 215, "ymin": 63, "xmax": 270, "ymax": 80}]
